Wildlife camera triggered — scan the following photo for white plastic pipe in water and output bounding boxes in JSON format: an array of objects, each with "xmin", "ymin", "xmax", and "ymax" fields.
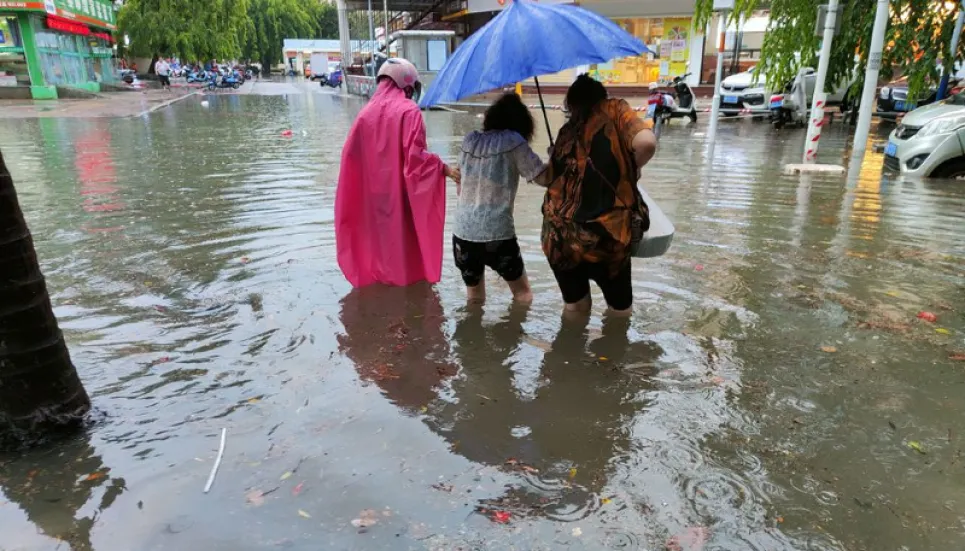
[
  {"xmin": 851, "ymin": 0, "xmax": 890, "ymax": 155},
  {"xmin": 803, "ymin": 0, "xmax": 840, "ymax": 163},
  {"xmin": 706, "ymin": 10, "xmax": 728, "ymax": 161}
]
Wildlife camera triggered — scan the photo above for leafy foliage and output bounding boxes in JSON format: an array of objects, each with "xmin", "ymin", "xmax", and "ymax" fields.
[
  {"xmin": 695, "ymin": 0, "xmax": 965, "ymax": 101},
  {"xmin": 119, "ymin": 0, "xmax": 338, "ymax": 68},
  {"xmin": 243, "ymin": 0, "xmax": 338, "ymax": 70},
  {"xmin": 118, "ymin": 0, "xmax": 251, "ymax": 62}
]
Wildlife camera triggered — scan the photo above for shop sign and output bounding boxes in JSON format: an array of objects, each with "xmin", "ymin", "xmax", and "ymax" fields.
[
  {"xmin": 55, "ymin": 0, "xmax": 116, "ymax": 30},
  {"xmin": 467, "ymin": 0, "xmax": 570, "ymax": 14},
  {"xmin": 0, "ymin": 0, "xmax": 115, "ymax": 30},
  {"xmin": 0, "ymin": 1, "xmax": 44, "ymax": 9},
  {"xmin": 47, "ymin": 14, "xmax": 89, "ymax": 35}
]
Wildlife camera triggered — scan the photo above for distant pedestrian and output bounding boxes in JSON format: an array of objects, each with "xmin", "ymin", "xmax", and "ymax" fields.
[{"xmin": 155, "ymin": 57, "xmax": 171, "ymax": 90}]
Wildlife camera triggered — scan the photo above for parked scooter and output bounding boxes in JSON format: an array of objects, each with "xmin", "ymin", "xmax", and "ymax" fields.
[
  {"xmin": 651, "ymin": 73, "xmax": 698, "ymax": 124},
  {"xmin": 319, "ymin": 68, "xmax": 343, "ymax": 88},
  {"xmin": 207, "ymin": 72, "xmax": 242, "ymax": 90},
  {"xmin": 186, "ymin": 70, "xmax": 209, "ymax": 84}
]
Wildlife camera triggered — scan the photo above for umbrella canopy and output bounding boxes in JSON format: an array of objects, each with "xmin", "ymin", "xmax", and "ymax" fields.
[{"xmin": 418, "ymin": 0, "xmax": 652, "ymax": 108}]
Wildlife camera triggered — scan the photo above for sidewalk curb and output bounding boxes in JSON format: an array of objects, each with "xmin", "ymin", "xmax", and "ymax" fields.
[{"xmin": 132, "ymin": 91, "xmax": 199, "ymax": 118}]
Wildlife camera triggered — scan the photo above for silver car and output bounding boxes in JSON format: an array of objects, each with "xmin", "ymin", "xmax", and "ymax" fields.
[{"xmin": 883, "ymin": 92, "xmax": 965, "ymax": 178}]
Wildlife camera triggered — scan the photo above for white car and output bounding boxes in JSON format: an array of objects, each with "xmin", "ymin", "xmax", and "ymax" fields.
[
  {"xmin": 719, "ymin": 66, "xmax": 852, "ymax": 115},
  {"xmin": 719, "ymin": 67, "xmax": 771, "ymax": 115}
]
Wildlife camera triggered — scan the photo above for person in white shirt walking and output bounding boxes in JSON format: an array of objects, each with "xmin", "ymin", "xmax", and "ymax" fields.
[{"xmin": 155, "ymin": 57, "xmax": 171, "ymax": 90}]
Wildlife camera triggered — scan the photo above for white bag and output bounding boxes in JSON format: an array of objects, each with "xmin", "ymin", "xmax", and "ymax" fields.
[{"xmin": 632, "ymin": 186, "xmax": 674, "ymax": 258}]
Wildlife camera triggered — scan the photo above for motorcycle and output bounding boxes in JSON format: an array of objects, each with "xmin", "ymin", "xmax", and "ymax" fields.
[
  {"xmin": 319, "ymin": 69, "xmax": 343, "ymax": 88},
  {"xmin": 207, "ymin": 72, "xmax": 241, "ymax": 90},
  {"xmin": 186, "ymin": 70, "xmax": 209, "ymax": 84},
  {"xmin": 657, "ymin": 73, "xmax": 698, "ymax": 124}
]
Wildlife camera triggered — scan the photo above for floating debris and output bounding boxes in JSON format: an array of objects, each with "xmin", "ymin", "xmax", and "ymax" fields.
[{"xmin": 202, "ymin": 428, "xmax": 227, "ymax": 494}]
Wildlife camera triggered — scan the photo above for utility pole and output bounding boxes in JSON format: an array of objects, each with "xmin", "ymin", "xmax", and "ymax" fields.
[
  {"xmin": 336, "ymin": 0, "xmax": 351, "ymax": 72},
  {"xmin": 706, "ymin": 0, "xmax": 734, "ymax": 161},
  {"xmin": 851, "ymin": 0, "xmax": 889, "ymax": 155},
  {"xmin": 383, "ymin": 0, "xmax": 390, "ymax": 52},
  {"xmin": 937, "ymin": 1, "xmax": 965, "ymax": 101},
  {"xmin": 367, "ymin": 0, "xmax": 376, "ymax": 76},
  {"xmin": 803, "ymin": 0, "xmax": 840, "ymax": 164}
]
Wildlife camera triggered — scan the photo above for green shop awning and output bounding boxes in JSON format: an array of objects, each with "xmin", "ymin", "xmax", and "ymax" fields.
[{"xmin": 0, "ymin": 0, "xmax": 116, "ymax": 31}]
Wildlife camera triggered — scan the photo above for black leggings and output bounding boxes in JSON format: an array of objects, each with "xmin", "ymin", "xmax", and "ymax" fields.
[{"xmin": 551, "ymin": 260, "xmax": 632, "ymax": 310}]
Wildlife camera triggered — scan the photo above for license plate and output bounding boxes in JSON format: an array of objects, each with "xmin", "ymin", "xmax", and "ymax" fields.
[
  {"xmin": 884, "ymin": 142, "xmax": 897, "ymax": 157},
  {"xmin": 724, "ymin": 95, "xmax": 739, "ymax": 104},
  {"xmin": 770, "ymin": 99, "xmax": 783, "ymax": 109},
  {"xmin": 646, "ymin": 104, "xmax": 656, "ymax": 118}
]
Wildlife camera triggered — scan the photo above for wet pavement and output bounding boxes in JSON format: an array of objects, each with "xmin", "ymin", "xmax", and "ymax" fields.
[
  {"xmin": 0, "ymin": 85, "xmax": 964, "ymax": 551},
  {"xmin": 0, "ymin": 88, "xmax": 201, "ymax": 119}
]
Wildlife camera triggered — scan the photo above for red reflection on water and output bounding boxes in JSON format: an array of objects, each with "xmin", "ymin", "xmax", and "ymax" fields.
[{"xmin": 74, "ymin": 127, "xmax": 123, "ymax": 231}]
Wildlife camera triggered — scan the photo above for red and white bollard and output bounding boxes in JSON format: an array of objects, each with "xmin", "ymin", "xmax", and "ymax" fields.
[{"xmin": 803, "ymin": 94, "xmax": 827, "ymax": 162}]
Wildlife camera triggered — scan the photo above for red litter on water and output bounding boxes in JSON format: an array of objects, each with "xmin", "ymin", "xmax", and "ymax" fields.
[
  {"xmin": 917, "ymin": 311, "xmax": 938, "ymax": 323},
  {"xmin": 491, "ymin": 510, "xmax": 511, "ymax": 524},
  {"xmin": 694, "ymin": 264, "xmax": 705, "ymax": 272},
  {"xmin": 281, "ymin": 129, "xmax": 294, "ymax": 137}
]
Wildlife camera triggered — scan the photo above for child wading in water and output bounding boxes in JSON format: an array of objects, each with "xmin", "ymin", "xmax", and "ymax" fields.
[{"xmin": 454, "ymin": 93, "xmax": 549, "ymax": 304}]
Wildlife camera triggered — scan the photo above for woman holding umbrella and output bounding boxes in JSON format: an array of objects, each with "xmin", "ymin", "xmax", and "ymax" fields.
[{"xmin": 541, "ymin": 75, "xmax": 657, "ymax": 316}]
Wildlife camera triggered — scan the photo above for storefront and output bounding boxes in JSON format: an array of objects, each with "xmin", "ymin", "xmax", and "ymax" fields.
[
  {"xmin": 588, "ymin": 16, "xmax": 700, "ymax": 87},
  {"xmin": 0, "ymin": 0, "xmax": 117, "ymax": 99},
  {"xmin": 461, "ymin": 0, "xmax": 703, "ymax": 88}
]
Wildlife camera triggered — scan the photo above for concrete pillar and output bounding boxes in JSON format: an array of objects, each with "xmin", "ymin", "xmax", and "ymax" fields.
[
  {"xmin": 336, "ymin": 0, "xmax": 352, "ymax": 68},
  {"xmin": 17, "ymin": 14, "xmax": 57, "ymax": 100}
]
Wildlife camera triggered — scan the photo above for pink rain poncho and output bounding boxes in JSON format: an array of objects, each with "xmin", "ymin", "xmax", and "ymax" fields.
[{"xmin": 336, "ymin": 80, "xmax": 447, "ymax": 287}]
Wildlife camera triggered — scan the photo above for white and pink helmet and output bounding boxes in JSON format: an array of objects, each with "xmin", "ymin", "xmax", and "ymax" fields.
[{"xmin": 377, "ymin": 57, "xmax": 422, "ymax": 99}]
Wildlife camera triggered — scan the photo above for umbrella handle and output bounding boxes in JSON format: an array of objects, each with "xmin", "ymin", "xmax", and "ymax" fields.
[{"xmin": 534, "ymin": 77, "xmax": 554, "ymax": 148}]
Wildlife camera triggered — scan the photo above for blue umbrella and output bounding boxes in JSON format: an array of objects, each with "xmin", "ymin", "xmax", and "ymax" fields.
[{"xmin": 419, "ymin": 0, "xmax": 651, "ymax": 140}]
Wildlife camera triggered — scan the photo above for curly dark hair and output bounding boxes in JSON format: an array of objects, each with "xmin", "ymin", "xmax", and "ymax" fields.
[
  {"xmin": 483, "ymin": 93, "xmax": 535, "ymax": 142},
  {"xmin": 565, "ymin": 73, "xmax": 608, "ymax": 122}
]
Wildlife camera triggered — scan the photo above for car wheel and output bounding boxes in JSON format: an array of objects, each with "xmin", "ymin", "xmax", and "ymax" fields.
[{"xmin": 930, "ymin": 158, "xmax": 965, "ymax": 179}]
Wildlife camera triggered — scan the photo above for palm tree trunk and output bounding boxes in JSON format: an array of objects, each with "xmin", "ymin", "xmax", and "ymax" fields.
[{"xmin": 0, "ymin": 149, "xmax": 90, "ymax": 449}]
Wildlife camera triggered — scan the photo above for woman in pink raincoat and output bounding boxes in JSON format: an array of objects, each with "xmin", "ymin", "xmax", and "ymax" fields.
[{"xmin": 336, "ymin": 58, "xmax": 460, "ymax": 288}]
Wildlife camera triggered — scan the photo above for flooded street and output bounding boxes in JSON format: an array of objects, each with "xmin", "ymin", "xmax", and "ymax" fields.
[{"xmin": 1, "ymin": 87, "xmax": 964, "ymax": 550}]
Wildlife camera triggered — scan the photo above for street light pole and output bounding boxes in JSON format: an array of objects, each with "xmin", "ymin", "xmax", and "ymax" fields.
[
  {"xmin": 706, "ymin": 9, "xmax": 729, "ymax": 161},
  {"xmin": 803, "ymin": 0, "xmax": 840, "ymax": 163},
  {"xmin": 367, "ymin": 0, "xmax": 376, "ymax": 76},
  {"xmin": 851, "ymin": 0, "xmax": 890, "ymax": 155},
  {"xmin": 336, "ymin": 0, "xmax": 351, "ymax": 72},
  {"xmin": 383, "ymin": 0, "xmax": 390, "ymax": 51},
  {"xmin": 937, "ymin": 1, "xmax": 965, "ymax": 101}
]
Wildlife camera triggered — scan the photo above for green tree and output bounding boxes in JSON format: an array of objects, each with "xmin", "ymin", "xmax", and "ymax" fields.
[
  {"xmin": 118, "ymin": 0, "xmax": 251, "ymax": 62},
  {"xmin": 316, "ymin": 2, "xmax": 339, "ymax": 39},
  {"xmin": 695, "ymin": 0, "xmax": 965, "ymax": 101},
  {"xmin": 243, "ymin": 0, "xmax": 325, "ymax": 73}
]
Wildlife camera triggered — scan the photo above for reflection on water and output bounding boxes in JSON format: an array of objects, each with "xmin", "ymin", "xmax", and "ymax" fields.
[
  {"xmin": 0, "ymin": 434, "xmax": 124, "ymax": 551},
  {"xmin": 0, "ymin": 91, "xmax": 964, "ymax": 550}
]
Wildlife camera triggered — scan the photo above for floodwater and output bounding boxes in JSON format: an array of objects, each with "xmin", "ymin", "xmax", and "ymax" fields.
[{"xmin": 1, "ymin": 85, "xmax": 965, "ymax": 551}]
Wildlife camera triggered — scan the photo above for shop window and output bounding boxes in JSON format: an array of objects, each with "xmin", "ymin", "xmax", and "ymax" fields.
[
  {"xmin": 0, "ymin": 16, "xmax": 23, "ymax": 49},
  {"xmin": 588, "ymin": 17, "xmax": 695, "ymax": 86}
]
